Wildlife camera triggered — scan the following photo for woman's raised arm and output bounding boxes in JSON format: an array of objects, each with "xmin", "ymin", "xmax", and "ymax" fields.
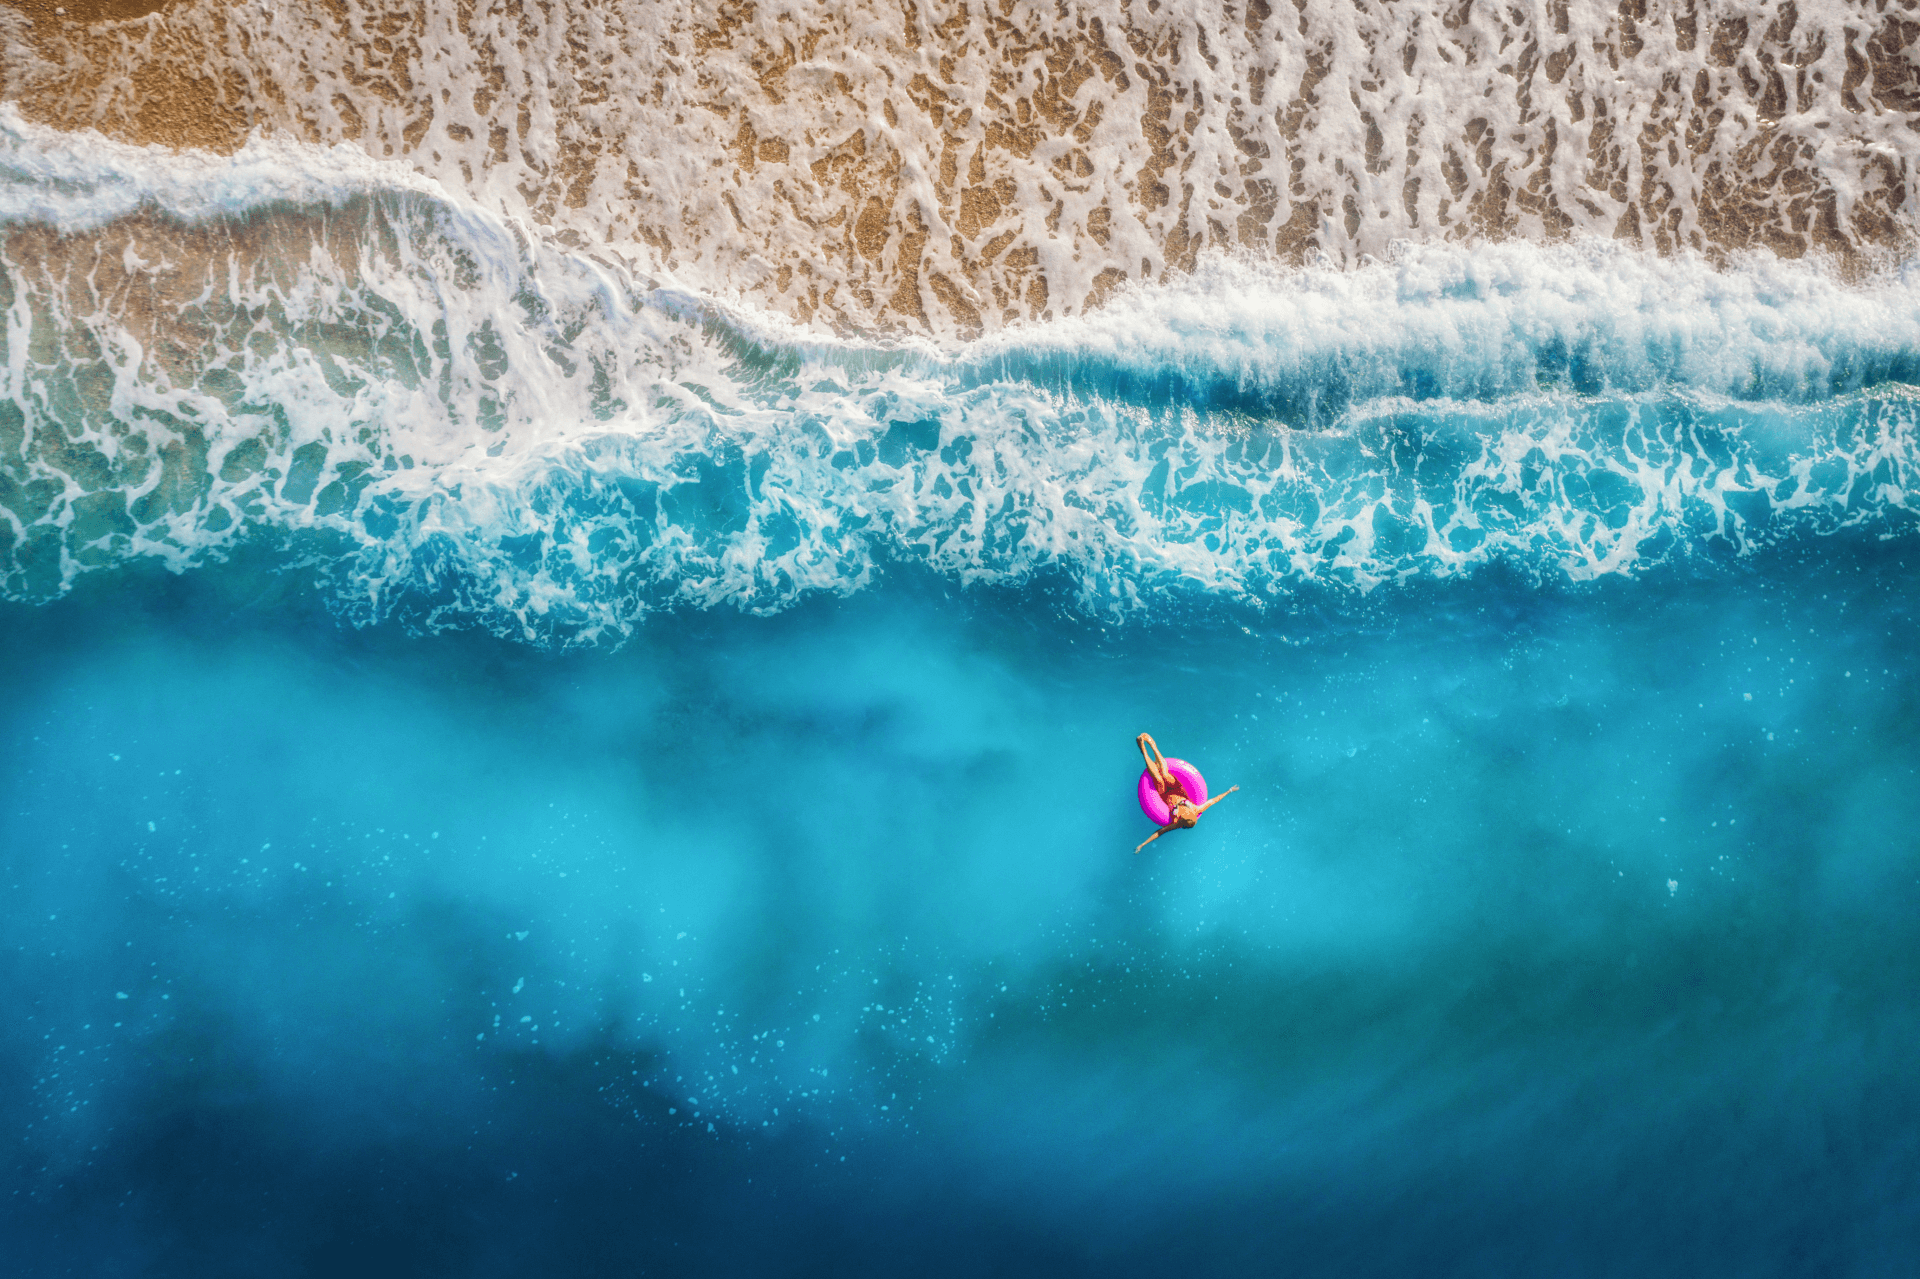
[{"xmin": 1136, "ymin": 733, "xmax": 1171, "ymax": 788}]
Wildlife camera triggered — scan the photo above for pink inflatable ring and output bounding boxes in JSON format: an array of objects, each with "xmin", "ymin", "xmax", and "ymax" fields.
[{"xmin": 1138, "ymin": 759, "xmax": 1208, "ymax": 826}]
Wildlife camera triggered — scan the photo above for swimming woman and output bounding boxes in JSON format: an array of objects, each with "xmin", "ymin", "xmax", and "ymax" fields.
[{"xmin": 1135, "ymin": 732, "xmax": 1238, "ymax": 853}]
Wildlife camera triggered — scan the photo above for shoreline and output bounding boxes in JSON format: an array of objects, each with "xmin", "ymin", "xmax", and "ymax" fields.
[{"xmin": 0, "ymin": 0, "xmax": 1917, "ymax": 339}]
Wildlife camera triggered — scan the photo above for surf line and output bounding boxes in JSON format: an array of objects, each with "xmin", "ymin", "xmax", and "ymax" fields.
[{"xmin": 1134, "ymin": 732, "xmax": 1238, "ymax": 853}]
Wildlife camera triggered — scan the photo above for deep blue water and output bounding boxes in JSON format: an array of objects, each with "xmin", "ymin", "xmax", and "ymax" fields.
[{"xmin": 5, "ymin": 539, "xmax": 1919, "ymax": 1275}]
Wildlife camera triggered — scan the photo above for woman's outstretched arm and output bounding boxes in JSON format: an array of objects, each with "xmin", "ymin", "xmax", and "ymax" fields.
[
  {"xmin": 1195, "ymin": 785, "xmax": 1239, "ymax": 814},
  {"xmin": 1134, "ymin": 825, "xmax": 1173, "ymax": 854}
]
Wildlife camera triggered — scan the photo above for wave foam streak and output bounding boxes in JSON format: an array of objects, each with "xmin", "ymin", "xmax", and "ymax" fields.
[{"xmin": 1, "ymin": 162, "xmax": 1918, "ymax": 640}]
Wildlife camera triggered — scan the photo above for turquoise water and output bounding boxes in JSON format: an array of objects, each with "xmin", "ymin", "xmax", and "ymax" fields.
[
  {"xmin": 3, "ymin": 137, "xmax": 1920, "ymax": 1271},
  {"xmin": 6, "ymin": 542, "xmax": 1920, "ymax": 1273}
]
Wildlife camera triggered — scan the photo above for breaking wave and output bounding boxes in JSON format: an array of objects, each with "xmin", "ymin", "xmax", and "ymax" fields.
[{"xmin": 2, "ymin": 120, "xmax": 1918, "ymax": 642}]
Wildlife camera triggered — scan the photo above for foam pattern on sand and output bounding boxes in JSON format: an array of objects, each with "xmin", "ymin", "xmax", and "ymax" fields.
[
  {"xmin": 3, "ymin": 0, "xmax": 1918, "ymax": 336},
  {"xmin": 1, "ymin": 120, "xmax": 1917, "ymax": 641}
]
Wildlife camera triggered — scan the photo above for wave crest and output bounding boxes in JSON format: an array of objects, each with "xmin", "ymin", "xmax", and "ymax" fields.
[{"xmin": 1, "ymin": 168, "xmax": 1918, "ymax": 641}]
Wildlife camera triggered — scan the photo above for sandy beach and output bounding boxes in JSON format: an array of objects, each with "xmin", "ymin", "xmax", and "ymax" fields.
[{"xmin": 3, "ymin": 0, "xmax": 1916, "ymax": 337}]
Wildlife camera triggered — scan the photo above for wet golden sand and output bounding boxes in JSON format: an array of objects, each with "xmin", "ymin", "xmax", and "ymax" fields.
[{"xmin": 2, "ymin": 0, "xmax": 1917, "ymax": 336}]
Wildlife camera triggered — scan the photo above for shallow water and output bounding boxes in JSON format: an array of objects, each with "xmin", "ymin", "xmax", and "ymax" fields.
[{"xmin": 5, "ymin": 534, "xmax": 1919, "ymax": 1274}]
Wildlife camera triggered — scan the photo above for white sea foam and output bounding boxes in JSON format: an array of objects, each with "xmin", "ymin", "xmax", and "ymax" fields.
[
  {"xmin": 0, "ymin": 133, "xmax": 1917, "ymax": 640},
  {"xmin": 0, "ymin": 104, "xmax": 456, "ymax": 232},
  {"xmin": 966, "ymin": 244, "xmax": 1920, "ymax": 408}
]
